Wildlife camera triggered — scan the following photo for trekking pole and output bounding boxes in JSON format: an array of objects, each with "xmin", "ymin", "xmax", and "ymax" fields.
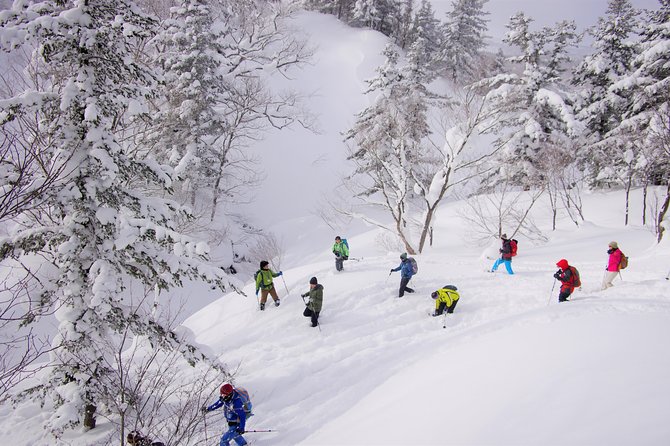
[
  {"xmin": 244, "ymin": 429, "xmax": 278, "ymax": 433},
  {"xmin": 547, "ymin": 279, "xmax": 557, "ymax": 305},
  {"xmin": 666, "ymin": 268, "xmax": 670, "ymax": 280},
  {"xmin": 442, "ymin": 309, "xmax": 448, "ymax": 329},
  {"xmin": 279, "ymin": 275, "xmax": 290, "ymax": 297}
]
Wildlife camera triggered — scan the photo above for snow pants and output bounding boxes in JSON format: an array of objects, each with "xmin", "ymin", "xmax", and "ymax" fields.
[
  {"xmin": 335, "ymin": 254, "xmax": 347, "ymax": 271},
  {"xmin": 434, "ymin": 299, "xmax": 458, "ymax": 316},
  {"xmin": 260, "ymin": 286, "xmax": 279, "ymax": 305},
  {"xmin": 399, "ymin": 276, "xmax": 414, "ymax": 297},
  {"xmin": 303, "ymin": 306, "xmax": 320, "ymax": 327},
  {"xmin": 601, "ymin": 271, "xmax": 618, "ymax": 290},
  {"xmin": 220, "ymin": 425, "xmax": 247, "ymax": 446},
  {"xmin": 491, "ymin": 258, "xmax": 514, "ymax": 274},
  {"xmin": 558, "ymin": 289, "xmax": 572, "ymax": 303}
]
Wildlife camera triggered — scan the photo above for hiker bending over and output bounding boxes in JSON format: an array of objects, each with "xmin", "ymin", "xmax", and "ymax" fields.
[
  {"xmin": 431, "ymin": 285, "xmax": 460, "ymax": 317},
  {"xmin": 554, "ymin": 259, "xmax": 580, "ymax": 303}
]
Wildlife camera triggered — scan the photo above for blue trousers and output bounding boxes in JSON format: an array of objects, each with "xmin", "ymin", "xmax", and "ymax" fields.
[
  {"xmin": 220, "ymin": 426, "xmax": 247, "ymax": 446},
  {"xmin": 491, "ymin": 258, "xmax": 514, "ymax": 274}
]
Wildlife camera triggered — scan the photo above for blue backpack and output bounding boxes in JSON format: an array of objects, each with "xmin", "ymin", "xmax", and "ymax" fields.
[{"xmin": 342, "ymin": 238, "xmax": 349, "ymax": 250}]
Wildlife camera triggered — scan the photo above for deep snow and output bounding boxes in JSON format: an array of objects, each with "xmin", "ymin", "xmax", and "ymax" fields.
[{"xmin": 1, "ymin": 5, "xmax": 669, "ymax": 446}]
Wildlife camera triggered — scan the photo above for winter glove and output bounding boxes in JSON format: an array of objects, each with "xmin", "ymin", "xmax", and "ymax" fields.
[
  {"xmin": 278, "ymin": 271, "xmax": 283, "ymax": 276},
  {"xmin": 236, "ymin": 426, "xmax": 245, "ymax": 434},
  {"xmin": 255, "ymin": 289, "xmax": 259, "ymax": 297},
  {"xmin": 553, "ymin": 272, "xmax": 561, "ymax": 279},
  {"xmin": 201, "ymin": 406, "xmax": 208, "ymax": 414}
]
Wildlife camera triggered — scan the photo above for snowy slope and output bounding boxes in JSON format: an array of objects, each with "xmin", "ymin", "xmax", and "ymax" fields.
[
  {"xmin": 1, "ymin": 6, "xmax": 670, "ymax": 446},
  {"xmin": 184, "ymin": 188, "xmax": 670, "ymax": 446}
]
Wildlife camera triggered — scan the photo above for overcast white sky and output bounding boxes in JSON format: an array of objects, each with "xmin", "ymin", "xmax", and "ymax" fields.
[{"xmin": 430, "ymin": 0, "xmax": 662, "ymax": 43}]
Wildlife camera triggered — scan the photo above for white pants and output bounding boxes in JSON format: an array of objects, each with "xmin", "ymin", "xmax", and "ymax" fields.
[{"xmin": 601, "ymin": 271, "xmax": 618, "ymax": 290}]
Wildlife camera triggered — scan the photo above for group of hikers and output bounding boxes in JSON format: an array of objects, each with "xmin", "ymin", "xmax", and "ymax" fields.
[
  {"xmin": 488, "ymin": 234, "xmax": 629, "ymax": 302},
  {"xmin": 196, "ymin": 233, "xmax": 633, "ymax": 446}
]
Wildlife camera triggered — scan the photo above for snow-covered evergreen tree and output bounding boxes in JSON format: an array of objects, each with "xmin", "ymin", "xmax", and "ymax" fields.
[
  {"xmin": 610, "ymin": 0, "xmax": 670, "ymax": 227},
  {"xmin": 304, "ymin": 0, "xmax": 356, "ymax": 21},
  {"xmin": 477, "ymin": 14, "xmax": 582, "ymax": 192},
  {"xmin": 442, "ymin": 0, "xmax": 490, "ymax": 83},
  {"xmin": 151, "ymin": 0, "xmax": 311, "ymax": 222},
  {"xmin": 153, "ymin": 0, "xmax": 228, "ymax": 207},
  {"xmin": 407, "ymin": 0, "xmax": 444, "ymax": 79},
  {"xmin": 573, "ymin": 0, "xmax": 639, "ymax": 187},
  {"xmin": 353, "ymin": 0, "xmax": 402, "ymax": 36},
  {"xmin": 0, "ymin": 0, "xmax": 236, "ymax": 434}
]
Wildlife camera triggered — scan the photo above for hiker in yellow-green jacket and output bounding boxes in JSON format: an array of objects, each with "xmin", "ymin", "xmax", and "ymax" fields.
[
  {"xmin": 332, "ymin": 236, "xmax": 349, "ymax": 272},
  {"xmin": 255, "ymin": 260, "xmax": 282, "ymax": 311},
  {"xmin": 431, "ymin": 285, "xmax": 460, "ymax": 316}
]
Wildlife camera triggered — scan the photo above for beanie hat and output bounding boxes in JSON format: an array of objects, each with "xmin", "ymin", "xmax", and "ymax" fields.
[
  {"xmin": 335, "ymin": 236, "xmax": 341, "ymax": 241},
  {"xmin": 556, "ymin": 259, "xmax": 569, "ymax": 269},
  {"xmin": 260, "ymin": 260, "xmax": 269, "ymax": 268},
  {"xmin": 309, "ymin": 276, "xmax": 318, "ymax": 285},
  {"xmin": 609, "ymin": 241, "xmax": 618, "ymax": 249},
  {"xmin": 431, "ymin": 291, "xmax": 438, "ymax": 299},
  {"xmin": 501, "ymin": 233, "xmax": 508, "ymax": 239},
  {"xmin": 400, "ymin": 253, "xmax": 408, "ymax": 260}
]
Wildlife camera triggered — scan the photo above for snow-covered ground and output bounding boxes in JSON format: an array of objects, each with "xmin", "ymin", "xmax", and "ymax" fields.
[
  {"xmin": 1, "ymin": 6, "xmax": 669, "ymax": 446},
  {"xmin": 182, "ymin": 188, "xmax": 670, "ymax": 446}
]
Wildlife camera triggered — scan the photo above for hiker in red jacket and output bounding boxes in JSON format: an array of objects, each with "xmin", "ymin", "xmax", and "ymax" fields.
[
  {"xmin": 602, "ymin": 241, "xmax": 622, "ymax": 290},
  {"xmin": 554, "ymin": 259, "xmax": 579, "ymax": 302}
]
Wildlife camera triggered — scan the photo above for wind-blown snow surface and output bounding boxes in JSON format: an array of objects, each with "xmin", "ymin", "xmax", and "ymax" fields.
[{"xmin": 185, "ymin": 189, "xmax": 670, "ymax": 446}]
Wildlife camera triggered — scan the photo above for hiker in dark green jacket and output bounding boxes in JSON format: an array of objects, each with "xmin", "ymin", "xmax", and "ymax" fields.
[
  {"xmin": 301, "ymin": 276, "xmax": 323, "ymax": 327},
  {"xmin": 255, "ymin": 260, "xmax": 282, "ymax": 311}
]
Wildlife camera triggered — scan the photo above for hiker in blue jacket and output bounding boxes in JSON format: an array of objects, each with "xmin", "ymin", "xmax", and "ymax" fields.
[
  {"xmin": 204, "ymin": 383, "xmax": 250, "ymax": 446},
  {"xmin": 390, "ymin": 253, "xmax": 415, "ymax": 297}
]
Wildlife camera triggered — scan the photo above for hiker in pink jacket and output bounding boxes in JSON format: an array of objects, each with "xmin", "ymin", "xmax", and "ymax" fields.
[{"xmin": 602, "ymin": 241, "xmax": 622, "ymax": 290}]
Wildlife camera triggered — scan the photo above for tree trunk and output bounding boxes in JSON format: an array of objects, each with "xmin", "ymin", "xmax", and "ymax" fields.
[
  {"xmin": 642, "ymin": 181, "xmax": 648, "ymax": 225},
  {"xmin": 548, "ymin": 187, "xmax": 557, "ymax": 231},
  {"xmin": 83, "ymin": 404, "xmax": 97, "ymax": 430},
  {"xmin": 417, "ymin": 206, "xmax": 435, "ymax": 253},
  {"xmin": 624, "ymin": 178, "xmax": 632, "ymax": 226},
  {"xmin": 657, "ymin": 183, "xmax": 670, "ymax": 243}
]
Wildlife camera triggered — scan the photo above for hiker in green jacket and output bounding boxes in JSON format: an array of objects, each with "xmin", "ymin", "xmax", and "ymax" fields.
[
  {"xmin": 332, "ymin": 236, "xmax": 349, "ymax": 271},
  {"xmin": 301, "ymin": 276, "xmax": 323, "ymax": 327},
  {"xmin": 255, "ymin": 260, "xmax": 282, "ymax": 311}
]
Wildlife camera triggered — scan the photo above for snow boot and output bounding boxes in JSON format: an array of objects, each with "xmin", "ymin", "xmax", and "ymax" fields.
[
  {"xmin": 274, "ymin": 299, "xmax": 280, "ymax": 307},
  {"xmin": 259, "ymin": 303, "xmax": 265, "ymax": 311}
]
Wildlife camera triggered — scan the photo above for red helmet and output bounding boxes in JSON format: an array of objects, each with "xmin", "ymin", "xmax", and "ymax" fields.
[{"xmin": 220, "ymin": 383, "xmax": 234, "ymax": 396}]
